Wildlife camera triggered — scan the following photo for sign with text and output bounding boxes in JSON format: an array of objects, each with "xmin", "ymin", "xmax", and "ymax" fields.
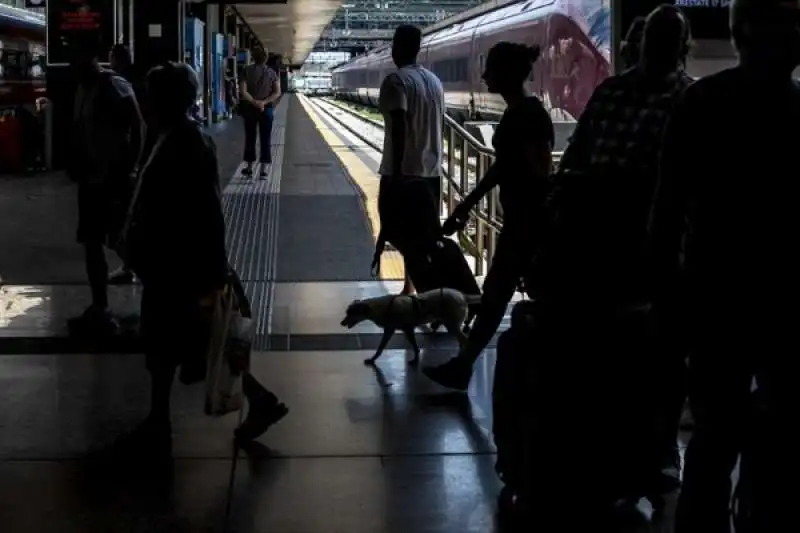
[
  {"xmin": 620, "ymin": 1, "xmax": 730, "ymax": 47},
  {"xmin": 46, "ymin": 0, "xmax": 116, "ymax": 66},
  {"xmin": 675, "ymin": 0, "xmax": 731, "ymax": 40}
]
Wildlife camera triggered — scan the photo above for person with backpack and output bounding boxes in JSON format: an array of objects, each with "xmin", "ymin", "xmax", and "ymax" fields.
[{"xmin": 67, "ymin": 35, "xmax": 145, "ymax": 335}]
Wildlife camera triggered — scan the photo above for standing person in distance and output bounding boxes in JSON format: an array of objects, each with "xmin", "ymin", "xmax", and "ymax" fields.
[
  {"xmin": 240, "ymin": 46, "xmax": 281, "ymax": 178},
  {"xmin": 377, "ymin": 25, "xmax": 445, "ymax": 295}
]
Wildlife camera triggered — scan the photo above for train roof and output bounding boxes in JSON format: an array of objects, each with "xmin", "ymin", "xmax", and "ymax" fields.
[
  {"xmin": 331, "ymin": 0, "xmax": 567, "ymax": 73},
  {"xmin": 0, "ymin": 4, "xmax": 46, "ymax": 30}
]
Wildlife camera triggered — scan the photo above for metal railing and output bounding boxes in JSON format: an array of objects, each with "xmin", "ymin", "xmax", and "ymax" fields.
[
  {"xmin": 441, "ymin": 115, "xmax": 562, "ymax": 276},
  {"xmin": 317, "ymin": 96, "xmax": 563, "ymax": 275}
]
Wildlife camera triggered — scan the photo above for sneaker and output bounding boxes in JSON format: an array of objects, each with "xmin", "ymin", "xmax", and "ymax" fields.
[
  {"xmin": 423, "ymin": 357, "xmax": 473, "ymax": 391},
  {"xmin": 108, "ymin": 267, "xmax": 135, "ymax": 285},
  {"xmin": 235, "ymin": 402, "xmax": 289, "ymax": 444},
  {"xmin": 242, "ymin": 165, "xmax": 254, "ymax": 177},
  {"xmin": 67, "ymin": 305, "xmax": 119, "ymax": 336},
  {"xmin": 259, "ymin": 164, "xmax": 270, "ymax": 179}
]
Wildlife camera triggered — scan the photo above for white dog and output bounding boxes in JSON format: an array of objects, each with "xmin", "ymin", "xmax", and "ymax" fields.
[{"xmin": 340, "ymin": 288, "xmax": 482, "ymax": 365}]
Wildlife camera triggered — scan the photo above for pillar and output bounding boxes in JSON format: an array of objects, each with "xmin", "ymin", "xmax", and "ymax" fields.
[{"xmin": 131, "ymin": 0, "xmax": 184, "ymax": 76}]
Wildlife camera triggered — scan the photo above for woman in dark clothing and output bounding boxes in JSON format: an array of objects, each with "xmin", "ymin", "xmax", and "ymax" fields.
[
  {"xmin": 123, "ymin": 63, "xmax": 287, "ymax": 459},
  {"xmin": 424, "ymin": 42, "xmax": 554, "ymax": 391}
]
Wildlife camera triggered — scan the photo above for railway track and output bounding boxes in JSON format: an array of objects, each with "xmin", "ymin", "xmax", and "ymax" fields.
[
  {"xmin": 306, "ymin": 95, "xmax": 497, "ymax": 270},
  {"xmin": 310, "ymin": 96, "xmax": 484, "ymax": 188}
]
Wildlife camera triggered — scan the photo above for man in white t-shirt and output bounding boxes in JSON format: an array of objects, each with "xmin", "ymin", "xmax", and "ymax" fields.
[{"xmin": 378, "ymin": 24, "xmax": 445, "ymax": 295}]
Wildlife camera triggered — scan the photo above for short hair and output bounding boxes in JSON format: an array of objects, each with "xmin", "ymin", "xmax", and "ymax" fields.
[
  {"xmin": 252, "ymin": 47, "xmax": 267, "ymax": 64},
  {"xmin": 486, "ymin": 41, "xmax": 542, "ymax": 85},
  {"xmin": 146, "ymin": 62, "xmax": 199, "ymax": 116},
  {"xmin": 625, "ymin": 16, "xmax": 647, "ymax": 45},
  {"xmin": 393, "ymin": 25, "xmax": 422, "ymax": 55},
  {"xmin": 642, "ymin": 4, "xmax": 691, "ymax": 64}
]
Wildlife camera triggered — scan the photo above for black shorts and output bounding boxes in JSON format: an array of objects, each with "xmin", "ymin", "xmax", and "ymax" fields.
[
  {"xmin": 378, "ymin": 175, "xmax": 442, "ymax": 246},
  {"xmin": 77, "ymin": 178, "xmax": 130, "ymax": 245},
  {"xmin": 77, "ymin": 183, "xmax": 113, "ymax": 245},
  {"xmin": 378, "ymin": 175, "xmax": 441, "ymax": 218}
]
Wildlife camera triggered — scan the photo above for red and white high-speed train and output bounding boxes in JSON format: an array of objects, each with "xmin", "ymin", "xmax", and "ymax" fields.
[{"xmin": 332, "ymin": 0, "xmax": 611, "ymax": 126}]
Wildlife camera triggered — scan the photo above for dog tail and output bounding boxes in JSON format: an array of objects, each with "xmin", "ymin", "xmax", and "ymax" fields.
[{"xmin": 463, "ymin": 293, "xmax": 483, "ymax": 305}]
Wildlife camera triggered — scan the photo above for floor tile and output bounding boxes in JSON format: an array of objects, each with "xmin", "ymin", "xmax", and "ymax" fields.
[
  {"xmin": 227, "ymin": 454, "xmax": 502, "ymax": 533},
  {"xmin": 0, "ymin": 285, "xmax": 142, "ymax": 338},
  {"xmin": 0, "ymin": 354, "xmax": 240, "ymax": 459},
  {"xmin": 226, "ymin": 456, "xmax": 384, "ymax": 533},
  {"xmin": 0, "ymin": 459, "xmax": 233, "ymax": 533},
  {"xmin": 245, "ymin": 350, "xmax": 495, "ymax": 457},
  {"xmin": 378, "ymin": 455, "xmax": 502, "ymax": 533}
]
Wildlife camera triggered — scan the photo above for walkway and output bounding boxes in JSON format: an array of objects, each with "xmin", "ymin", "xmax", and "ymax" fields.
[{"xmin": 0, "ymin": 95, "xmax": 680, "ymax": 532}]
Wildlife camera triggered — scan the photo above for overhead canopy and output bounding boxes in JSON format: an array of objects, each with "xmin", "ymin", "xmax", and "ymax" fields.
[{"xmin": 235, "ymin": 0, "xmax": 343, "ymax": 65}]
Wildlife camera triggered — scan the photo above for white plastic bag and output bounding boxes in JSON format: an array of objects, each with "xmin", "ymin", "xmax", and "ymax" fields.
[{"xmin": 204, "ymin": 286, "xmax": 253, "ymax": 417}]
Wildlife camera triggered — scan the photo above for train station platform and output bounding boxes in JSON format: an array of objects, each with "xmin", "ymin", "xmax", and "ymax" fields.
[
  {"xmin": 0, "ymin": 93, "xmax": 532, "ymax": 533},
  {"xmin": 1, "ymin": 93, "xmax": 684, "ymax": 532}
]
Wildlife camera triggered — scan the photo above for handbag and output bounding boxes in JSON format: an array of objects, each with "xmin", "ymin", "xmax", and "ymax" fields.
[{"xmin": 204, "ymin": 267, "xmax": 253, "ymax": 417}]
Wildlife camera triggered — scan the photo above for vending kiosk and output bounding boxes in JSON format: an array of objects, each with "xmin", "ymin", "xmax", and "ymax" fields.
[
  {"xmin": 184, "ymin": 17, "xmax": 205, "ymax": 119},
  {"xmin": 210, "ymin": 33, "xmax": 226, "ymax": 120}
]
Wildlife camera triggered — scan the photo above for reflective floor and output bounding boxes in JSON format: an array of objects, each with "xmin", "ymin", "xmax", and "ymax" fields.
[{"xmin": 0, "ymin": 95, "xmax": 685, "ymax": 532}]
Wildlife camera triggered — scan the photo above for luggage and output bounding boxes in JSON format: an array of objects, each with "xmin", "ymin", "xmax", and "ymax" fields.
[
  {"xmin": 493, "ymin": 299, "xmax": 669, "ymax": 524},
  {"xmin": 493, "ymin": 300, "xmax": 538, "ymax": 504},
  {"xmin": 403, "ymin": 237, "xmax": 481, "ymax": 296}
]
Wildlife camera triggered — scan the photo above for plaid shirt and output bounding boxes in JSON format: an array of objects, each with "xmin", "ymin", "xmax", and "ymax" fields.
[
  {"xmin": 558, "ymin": 67, "xmax": 694, "ymax": 180},
  {"xmin": 535, "ymin": 68, "xmax": 694, "ymax": 305}
]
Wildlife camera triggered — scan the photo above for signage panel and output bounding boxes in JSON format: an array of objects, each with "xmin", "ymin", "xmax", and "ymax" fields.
[{"xmin": 46, "ymin": 0, "xmax": 116, "ymax": 66}]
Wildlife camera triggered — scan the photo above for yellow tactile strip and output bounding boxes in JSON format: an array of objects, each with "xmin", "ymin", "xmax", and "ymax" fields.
[{"xmin": 297, "ymin": 95, "xmax": 405, "ymax": 280}]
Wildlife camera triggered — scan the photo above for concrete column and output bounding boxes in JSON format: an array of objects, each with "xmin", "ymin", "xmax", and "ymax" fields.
[{"xmin": 131, "ymin": 0, "xmax": 184, "ymax": 74}]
